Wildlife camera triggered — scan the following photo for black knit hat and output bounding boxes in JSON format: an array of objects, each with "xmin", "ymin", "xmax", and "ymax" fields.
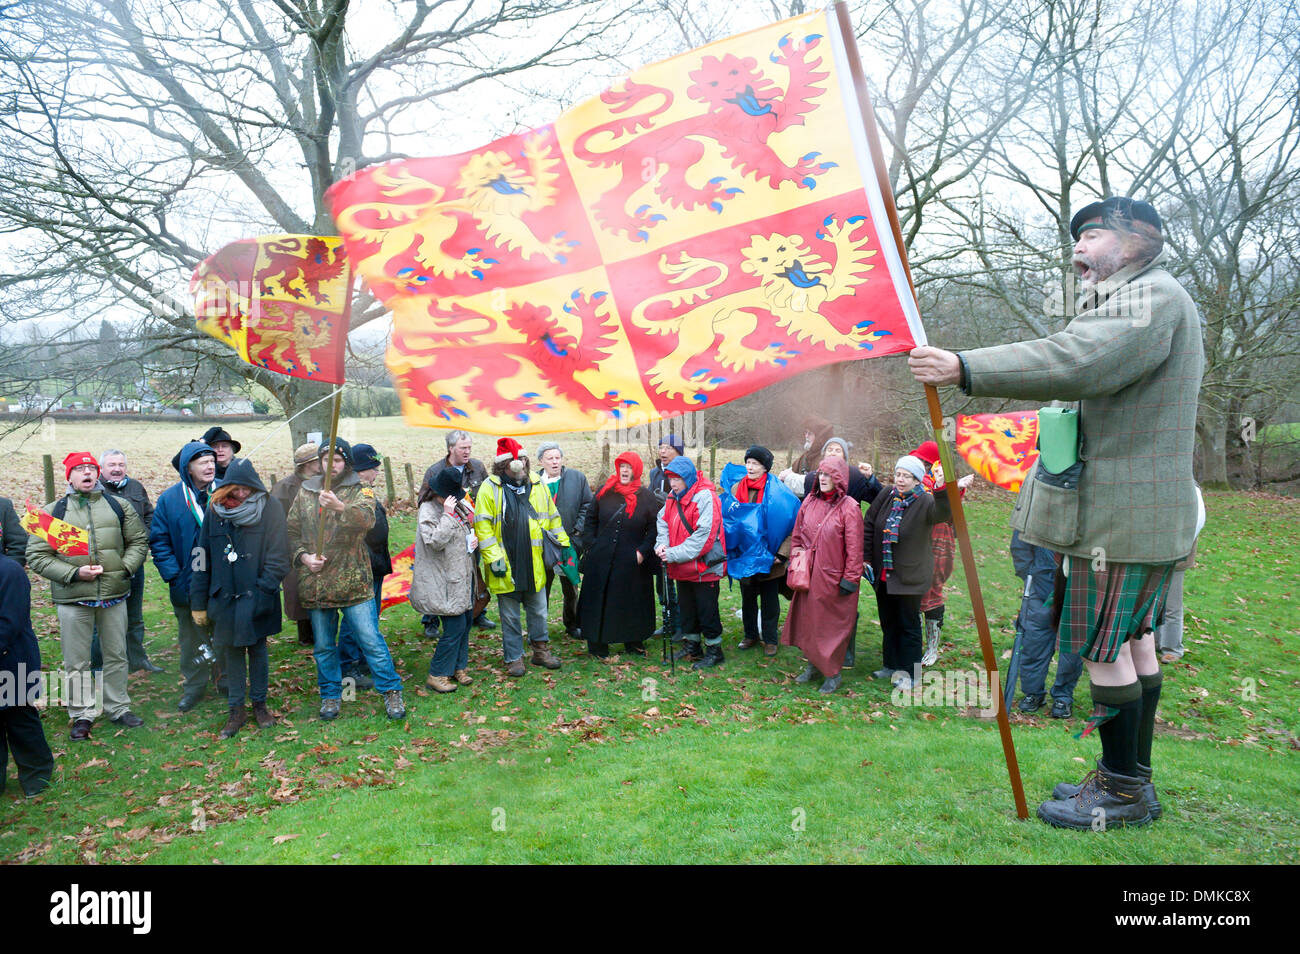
[
  {"xmin": 318, "ymin": 437, "xmax": 353, "ymax": 466},
  {"xmin": 432, "ymin": 467, "xmax": 466, "ymax": 501},
  {"xmin": 744, "ymin": 444, "xmax": 774, "ymax": 472},
  {"xmin": 351, "ymin": 443, "xmax": 381, "ymax": 471}
]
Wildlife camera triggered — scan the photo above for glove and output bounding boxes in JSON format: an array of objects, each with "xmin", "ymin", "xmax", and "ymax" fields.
[
  {"xmin": 191, "ymin": 609, "xmax": 210, "ymax": 627},
  {"xmin": 838, "ymin": 579, "xmax": 857, "ymax": 596},
  {"xmin": 559, "ymin": 545, "xmax": 581, "ymax": 587},
  {"xmin": 490, "ymin": 558, "xmax": 508, "ymax": 578}
]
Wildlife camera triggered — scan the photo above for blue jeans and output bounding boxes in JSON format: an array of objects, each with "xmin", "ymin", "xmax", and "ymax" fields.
[
  {"xmin": 427, "ymin": 610, "xmax": 472, "ymax": 677},
  {"xmin": 310, "ymin": 601, "xmax": 402, "ymax": 699},
  {"xmin": 338, "ymin": 578, "xmax": 382, "ymax": 675},
  {"xmin": 498, "ymin": 589, "xmax": 548, "ymax": 664},
  {"xmin": 1016, "ymin": 561, "xmax": 1083, "ymax": 703}
]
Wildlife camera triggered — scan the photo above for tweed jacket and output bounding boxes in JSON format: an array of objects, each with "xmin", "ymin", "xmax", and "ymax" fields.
[{"xmin": 961, "ymin": 252, "xmax": 1203, "ymax": 563}]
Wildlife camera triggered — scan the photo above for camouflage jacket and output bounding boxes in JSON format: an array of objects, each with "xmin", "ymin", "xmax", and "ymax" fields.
[{"xmin": 286, "ymin": 471, "xmax": 376, "ymax": 609}]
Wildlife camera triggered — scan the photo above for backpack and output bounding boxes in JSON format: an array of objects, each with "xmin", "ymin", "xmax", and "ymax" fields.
[{"xmin": 53, "ymin": 492, "xmax": 128, "ymax": 534}]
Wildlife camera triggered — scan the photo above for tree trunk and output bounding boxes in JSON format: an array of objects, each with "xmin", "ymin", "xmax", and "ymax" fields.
[
  {"xmin": 276, "ymin": 377, "xmax": 337, "ymax": 456},
  {"xmin": 1197, "ymin": 414, "xmax": 1229, "ymax": 488}
]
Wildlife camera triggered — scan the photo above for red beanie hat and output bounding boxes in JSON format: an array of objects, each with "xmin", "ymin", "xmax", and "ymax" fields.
[
  {"xmin": 64, "ymin": 451, "xmax": 99, "ymax": 481},
  {"xmin": 494, "ymin": 437, "xmax": 524, "ymax": 464},
  {"xmin": 912, "ymin": 440, "xmax": 941, "ymax": 466}
]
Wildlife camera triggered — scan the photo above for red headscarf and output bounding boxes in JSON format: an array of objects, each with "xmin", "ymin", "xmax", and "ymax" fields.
[{"xmin": 597, "ymin": 451, "xmax": 644, "ymax": 516}]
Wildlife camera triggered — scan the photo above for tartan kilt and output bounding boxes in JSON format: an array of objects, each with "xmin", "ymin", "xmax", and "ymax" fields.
[
  {"xmin": 1056, "ymin": 555, "xmax": 1174, "ymax": 663},
  {"xmin": 920, "ymin": 522, "xmax": 956, "ymax": 612}
]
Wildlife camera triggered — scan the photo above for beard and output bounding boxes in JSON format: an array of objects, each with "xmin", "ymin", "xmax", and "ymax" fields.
[{"xmin": 1073, "ymin": 245, "xmax": 1125, "ymax": 288}]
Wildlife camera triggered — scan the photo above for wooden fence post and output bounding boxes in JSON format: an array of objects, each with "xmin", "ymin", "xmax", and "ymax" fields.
[
  {"xmin": 382, "ymin": 455, "xmax": 395, "ymax": 505},
  {"xmin": 42, "ymin": 454, "xmax": 55, "ymax": 503}
]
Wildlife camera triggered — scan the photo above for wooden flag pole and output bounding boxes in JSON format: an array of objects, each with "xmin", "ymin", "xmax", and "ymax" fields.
[
  {"xmin": 313, "ymin": 388, "xmax": 344, "ymax": 558},
  {"xmin": 832, "ymin": 0, "xmax": 1028, "ymax": 819}
]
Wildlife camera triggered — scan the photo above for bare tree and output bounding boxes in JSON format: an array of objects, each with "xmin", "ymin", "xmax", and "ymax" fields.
[{"xmin": 0, "ymin": 0, "xmax": 652, "ymax": 447}]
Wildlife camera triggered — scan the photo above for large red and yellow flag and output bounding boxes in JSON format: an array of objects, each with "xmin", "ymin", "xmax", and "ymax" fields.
[
  {"xmin": 326, "ymin": 10, "xmax": 925, "ymax": 433},
  {"xmin": 22, "ymin": 500, "xmax": 90, "ymax": 557},
  {"xmin": 190, "ymin": 235, "xmax": 352, "ymax": 384},
  {"xmin": 956, "ymin": 411, "xmax": 1040, "ymax": 493}
]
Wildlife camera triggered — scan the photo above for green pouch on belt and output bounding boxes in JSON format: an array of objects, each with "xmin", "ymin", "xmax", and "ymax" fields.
[{"xmin": 1036, "ymin": 407, "xmax": 1079, "ymax": 474}]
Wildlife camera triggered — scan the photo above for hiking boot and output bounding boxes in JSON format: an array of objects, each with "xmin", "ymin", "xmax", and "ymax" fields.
[
  {"xmin": 384, "ymin": 690, "xmax": 407, "ymax": 720},
  {"xmin": 70, "ymin": 719, "xmax": 92, "ymax": 741},
  {"xmin": 426, "ymin": 675, "xmax": 457, "ymax": 693},
  {"xmin": 1018, "ymin": 693, "xmax": 1046, "ymax": 713},
  {"xmin": 453, "ymin": 669, "xmax": 474, "ymax": 686},
  {"xmin": 506, "ymin": 657, "xmax": 526, "ymax": 678},
  {"xmin": 319, "ymin": 698, "xmax": 341, "ymax": 721},
  {"xmin": 795, "ymin": 663, "xmax": 818, "ymax": 684},
  {"xmin": 253, "ymin": 702, "xmax": 276, "ymax": 729},
  {"xmin": 819, "ymin": 674, "xmax": 843, "ymax": 694},
  {"xmin": 672, "ymin": 640, "xmax": 702, "ymax": 663},
  {"xmin": 693, "ymin": 643, "xmax": 724, "ymax": 669},
  {"xmin": 530, "ymin": 639, "xmax": 562, "ymax": 670},
  {"xmin": 921, "ymin": 618, "xmax": 942, "ymax": 667},
  {"xmin": 1038, "ymin": 763, "xmax": 1152, "ymax": 830},
  {"xmin": 1053, "ymin": 762, "xmax": 1161, "ymax": 820},
  {"xmin": 219, "ymin": 706, "xmax": 247, "ymax": 739}
]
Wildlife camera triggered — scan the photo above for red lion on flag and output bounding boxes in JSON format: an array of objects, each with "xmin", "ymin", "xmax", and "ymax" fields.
[{"xmin": 572, "ymin": 32, "xmax": 835, "ymax": 241}]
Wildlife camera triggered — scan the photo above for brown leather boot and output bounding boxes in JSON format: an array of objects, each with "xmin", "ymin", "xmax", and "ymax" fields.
[
  {"xmin": 1038, "ymin": 763, "xmax": 1152, "ymax": 830},
  {"xmin": 530, "ymin": 639, "xmax": 561, "ymax": 670},
  {"xmin": 252, "ymin": 702, "xmax": 276, "ymax": 729},
  {"xmin": 219, "ymin": 706, "xmax": 247, "ymax": 740}
]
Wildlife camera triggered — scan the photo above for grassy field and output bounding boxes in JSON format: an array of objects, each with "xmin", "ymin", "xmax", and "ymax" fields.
[{"xmin": 1, "ymin": 419, "xmax": 1296, "ymax": 863}]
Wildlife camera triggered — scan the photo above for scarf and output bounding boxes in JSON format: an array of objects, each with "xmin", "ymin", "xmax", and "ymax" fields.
[
  {"xmin": 736, "ymin": 474, "xmax": 766, "ymax": 504},
  {"xmin": 881, "ymin": 488, "xmax": 917, "ymax": 579},
  {"xmin": 597, "ymin": 451, "xmax": 643, "ymax": 517},
  {"xmin": 216, "ymin": 490, "xmax": 267, "ymax": 527},
  {"xmin": 182, "ymin": 482, "xmax": 208, "ymax": 526}
]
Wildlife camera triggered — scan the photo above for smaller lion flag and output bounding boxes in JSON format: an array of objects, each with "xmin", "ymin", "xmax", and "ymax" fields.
[
  {"xmin": 955, "ymin": 411, "xmax": 1040, "ymax": 493},
  {"xmin": 190, "ymin": 234, "xmax": 353, "ymax": 384},
  {"xmin": 380, "ymin": 545, "xmax": 415, "ymax": 611},
  {"xmin": 22, "ymin": 499, "xmax": 90, "ymax": 557}
]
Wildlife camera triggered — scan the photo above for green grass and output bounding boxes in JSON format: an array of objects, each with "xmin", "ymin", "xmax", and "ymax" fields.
[{"xmin": 3, "ymin": 491, "xmax": 1296, "ymax": 864}]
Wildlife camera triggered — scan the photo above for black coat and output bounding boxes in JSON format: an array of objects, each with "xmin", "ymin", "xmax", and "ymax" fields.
[
  {"xmin": 862, "ymin": 487, "xmax": 952, "ymax": 595},
  {"xmin": 0, "ymin": 554, "xmax": 40, "ymax": 709},
  {"xmin": 0, "ymin": 496, "xmax": 25, "ymax": 565},
  {"xmin": 191, "ymin": 477, "xmax": 291, "ymax": 648},
  {"xmin": 365, "ymin": 498, "xmax": 393, "ymax": 580},
  {"xmin": 577, "ymin": 487, "xmax": 659, "ymax": 647}
]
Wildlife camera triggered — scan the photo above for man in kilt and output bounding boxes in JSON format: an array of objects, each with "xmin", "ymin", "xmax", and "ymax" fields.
[{"xmin": 909, "ymin": 196, "xmax": 1204, "ymax": 830}]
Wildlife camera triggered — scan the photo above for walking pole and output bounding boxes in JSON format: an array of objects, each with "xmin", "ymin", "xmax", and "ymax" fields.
[
  {"xmin": 313, "ymin": 389, "xmax": 344, "ymax": 558},
  {"xmin": 833, "ymin": 0, "xmax": 1028, "ymax": 819}
]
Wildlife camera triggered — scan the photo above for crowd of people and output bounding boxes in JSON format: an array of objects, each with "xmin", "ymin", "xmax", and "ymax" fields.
[{"xmin": 1, "ymin": 421, "xmax": 991, "ymax": 759}]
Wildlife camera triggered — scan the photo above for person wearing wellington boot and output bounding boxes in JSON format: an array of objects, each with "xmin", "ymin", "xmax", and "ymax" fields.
[
  {"xmin": 411, "ymin": 469, "xmax": 479, "ymax": 694},
  {"xmin": 473, "ymin": 439, "xmax": 576, "ymax": 677},
  {"xmin": 910, "ymin": 196, "xmax": 1202, "ymax": 829},
  {"xmin": 191, "ymin": 460, "xmax": 290, "ymax": 739},
  {"xmin": 655, "ymin": 456, "xmax": 727, "ymax": 669}
]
